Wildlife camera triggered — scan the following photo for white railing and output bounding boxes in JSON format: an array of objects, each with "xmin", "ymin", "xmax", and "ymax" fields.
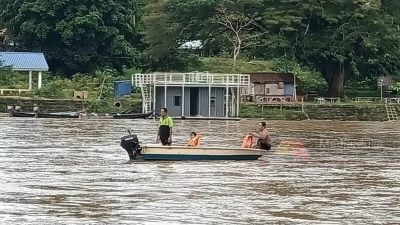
[
  {"xmin": 0, "ymin": 88, "xmax": 30, "ymax": 95},
  {"xmin": 133, "ymin": 72, "xmax": 250, "ymax": 86}
]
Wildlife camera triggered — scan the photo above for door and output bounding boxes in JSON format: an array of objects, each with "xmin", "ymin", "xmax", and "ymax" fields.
[{"xmin": 190, "ymin": 87, "xmax": 199, "ymax": 116}]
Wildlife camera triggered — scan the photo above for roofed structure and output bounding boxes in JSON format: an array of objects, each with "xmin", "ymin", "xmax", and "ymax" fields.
[
  {"xmin": 0, "ymin": 52, "xmax": 49, "ymax": 71},
  {"xmin": 0, "ymin": 52, "xmax": 49, "ymax": 92}
]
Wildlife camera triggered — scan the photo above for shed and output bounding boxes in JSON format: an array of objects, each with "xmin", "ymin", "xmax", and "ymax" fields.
[
  {"xmin": 241, "ymin": 72, "xmax": 300, "ymax": 103},
  {"xmin": 0, "ymin": 52, "xmax": 49, "ymax": 90}
]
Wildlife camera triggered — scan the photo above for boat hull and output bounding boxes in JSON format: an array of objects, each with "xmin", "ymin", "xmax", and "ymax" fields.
[
  {"xmin": 141, "ymin": 154, "xmax": 262, "ymax": 160},
  {"xmin": 10, "ymin": 112, "xmax": 35, "ymax": 117},
  {"xmin": 36, "ymin": 113, "xmax": 80, "ymax": 118},
  {"xmin": 139, "ymin": 145, "xmax": 267, "ymax": 161},
  {"xmin": 10, "ymin": 111, "xmax": 80, "ymax": 118},
  {"xmin": 113, "ymin": 112, "xmax": 153, "ymax": 119}
]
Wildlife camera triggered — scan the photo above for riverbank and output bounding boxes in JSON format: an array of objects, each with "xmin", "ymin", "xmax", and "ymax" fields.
[
  {"xmin": 1, "ymin": 97, "xmax": 397, "ymax": 121},
  {"xmin": 240, "ymin": 103, "xmax": 393, "ymax": 121}
]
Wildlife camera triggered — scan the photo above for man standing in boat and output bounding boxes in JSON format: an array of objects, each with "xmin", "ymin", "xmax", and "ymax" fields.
[
  {"xmin": 157, "ymin": 107, "xmax": 173, "ymax": 145},
  {"xmin": 249, "ymin": 122, "xmax": 272, "ymax": 150}
]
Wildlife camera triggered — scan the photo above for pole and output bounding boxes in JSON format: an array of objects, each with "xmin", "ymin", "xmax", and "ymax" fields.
[
  {"xmin": 237, "ymin": 82, "xmax": 240, "ymax": 118},
  {"xmin": 293, "ymin": 72, "xmax": 297, "ymax": 101},
  {"xmin": 182, "ymin": 83, "xmax": 185, "ymax": 117},
  {"xmin": 164, "ymin": 74, "xmax": 167, "ymax": 108},
  {"xmin": 28, "ymin": 71, "xmax": 32, "ymax": 90},
  {"xmin": 38, "ymin": 71, "xmax": 42, "ymax": 89},
  {"xmin": 225, "ymin": 84, "xmax": 229, "ymax": 118},
  {"xmin": 380, "ymin": 77, "xmax": 383, "ymax": 102},
  {"xmin": 208, "ymin": 79, "xmax": 211, "ymax": 117}
]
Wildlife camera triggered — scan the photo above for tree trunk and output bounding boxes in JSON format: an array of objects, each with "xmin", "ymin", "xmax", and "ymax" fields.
[
  {"xmin": 233, "ymin": 48, "xmax": 238, "ymax": 69},
  {"xmin": 233, "ymin": 33, "xmax": 241, "ymax": 70},
  {"xmin": 326, "ymin": 70, "xmax": 345, "ymax": 97}
]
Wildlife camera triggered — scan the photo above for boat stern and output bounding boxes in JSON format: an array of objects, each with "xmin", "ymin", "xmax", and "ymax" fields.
[{"xmin": 120, "ymin": 134, "xmax": 141, "ymax": 160}]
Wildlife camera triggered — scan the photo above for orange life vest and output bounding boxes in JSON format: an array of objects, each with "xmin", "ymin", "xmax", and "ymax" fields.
[
  {"xmin": 241, "ymin": 135, "xmax": 253, "ymax": 148},
  {"xmin": 188, "ymin": 135, "xmax": 201, "ymax": 147}
]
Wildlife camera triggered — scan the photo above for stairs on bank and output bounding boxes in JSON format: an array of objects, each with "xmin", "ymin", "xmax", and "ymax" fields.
[{"xmin": 385, "ymin": 104, "xmax": 399, "ymax": 121}]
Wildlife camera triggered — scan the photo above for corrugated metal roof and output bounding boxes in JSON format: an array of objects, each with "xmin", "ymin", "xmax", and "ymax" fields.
[
  {"xmin": 247, "ymin": 72, "xmax": 300, "ymax": 83},
  {"xmin": 0, "ymin": 52, "xmax": 49, "ymax": 71}
]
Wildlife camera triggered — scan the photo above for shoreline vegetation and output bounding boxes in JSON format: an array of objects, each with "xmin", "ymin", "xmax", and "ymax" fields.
[{"xmin": 0, "ymin": 57, "xmax": 398, "ymax": 121}]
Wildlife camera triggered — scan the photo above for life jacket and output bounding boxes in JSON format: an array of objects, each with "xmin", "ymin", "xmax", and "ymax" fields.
[
  {"xmin": 241, "ymin": 135, "xmax": 253, "ymax": 148},
  {"xmin": 188, "ymin": 135, "xmax": 201, "ymax": 147}
]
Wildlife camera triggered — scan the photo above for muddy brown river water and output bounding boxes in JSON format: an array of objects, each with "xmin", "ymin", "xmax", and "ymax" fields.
[{"xmin": 0, "ymin": 118, "xmax": 399, "ymax": 224}]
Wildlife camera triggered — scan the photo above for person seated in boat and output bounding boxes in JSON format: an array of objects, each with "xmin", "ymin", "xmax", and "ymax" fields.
[
  {"xmin": 157, "ymin": 107, "xmax": 173, "ymax": 146},
  {"xmin": 187, "ymin": 132, "xmax": 201, "ymax": 147},
  {"xmin": 249, "ymin": 122, "xmax": 272, "ymax": 150}
]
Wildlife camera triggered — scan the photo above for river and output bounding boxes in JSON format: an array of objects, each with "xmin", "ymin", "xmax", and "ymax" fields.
[{"xmin": 0, "ymin": 118, "xmax": 399, "ymax": 224}]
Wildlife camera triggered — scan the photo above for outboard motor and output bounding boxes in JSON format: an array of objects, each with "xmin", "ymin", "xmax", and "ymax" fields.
[{"xmin": 120, "ymin": 134, "xmax": 141, "ymax": 160}]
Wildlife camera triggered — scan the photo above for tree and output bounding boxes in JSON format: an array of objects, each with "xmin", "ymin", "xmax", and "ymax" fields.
[
  {"xmin": 0, "ymin": 0, "xmax": 142, "ymax": 75},
  {"xmin": 141, "ymin": 0, "xmax": 269, "ymax": 70},
  {"xmin": 140, "ymin": 0, "xmax": 208, "ymax": 71},
  {"xmin": 213, "ymin": 3, "xmax": 265, "ymax": 68},
  {"xmin": 262, "ymin": 0, "xmax": 400, "ymax": 97}
]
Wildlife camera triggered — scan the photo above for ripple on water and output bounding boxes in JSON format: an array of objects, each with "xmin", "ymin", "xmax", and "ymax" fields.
[{"xmin": 0, "ymin": 118, "xmax": 399, "ymax": 224}]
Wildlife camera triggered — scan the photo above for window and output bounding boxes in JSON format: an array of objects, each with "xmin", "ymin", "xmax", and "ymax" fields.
[
  {"xmin": 278, "ymin": 82, "xmax": 284, "ymax": 89},
  {"xmin": 265, "ymin": 88, "xmax": 270, "ymax": 94},
  {"xmin": 173, "ymin": 96, "xmax": 181, "ymax": 106}
]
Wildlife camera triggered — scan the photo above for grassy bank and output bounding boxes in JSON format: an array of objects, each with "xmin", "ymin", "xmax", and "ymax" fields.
[{"xmin": 240, "ymin": 103, "xmax": 306, "ymax": 120}]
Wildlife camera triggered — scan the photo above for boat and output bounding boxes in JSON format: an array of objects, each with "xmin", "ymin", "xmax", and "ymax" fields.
[
  {"xmin": 113, "ymin": 111, "xmax": 154, "ymax": 119},
  {"xmin": 120, "ymin": 134, "xmax": 267, "ymax": 161},
  {"xmin": 10, "ymin": 111, "xmax": 80, "ymax": 118},
  {"xmin": 9, "ymin": 111, "xmax": 36, "ymax": 117},
  {"xmin": 36, "ymin": 112, "xmax": 80, "ymax": 118}
]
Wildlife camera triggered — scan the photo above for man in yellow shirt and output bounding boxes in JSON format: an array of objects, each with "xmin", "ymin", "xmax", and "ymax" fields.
[{"xmin": 157, "ymin": 107, "xmax": 173, "ymax": 145}]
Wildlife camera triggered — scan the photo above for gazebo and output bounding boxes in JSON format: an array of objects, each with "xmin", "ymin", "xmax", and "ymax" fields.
[{"xmin": 0, "ymin": 52, "xmax": 49, "ymax": 93}]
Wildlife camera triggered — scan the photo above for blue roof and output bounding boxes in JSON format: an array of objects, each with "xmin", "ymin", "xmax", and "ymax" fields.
[{"xmin": 0, "ymin": 52, "xmax": 49, "ymax": 71}]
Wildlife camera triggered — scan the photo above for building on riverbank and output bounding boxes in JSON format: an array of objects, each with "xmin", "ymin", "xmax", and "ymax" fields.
[
  {"xmin": 132, "ymin": 72, "xmax": 250, "ymax": 118},
  {"xmin": 0, "ymin": 52, "xmax": 49, "ymax": 95},
  {"xmin": 241, "ymin": 72, "xmax": 300, "ymax": 103}
]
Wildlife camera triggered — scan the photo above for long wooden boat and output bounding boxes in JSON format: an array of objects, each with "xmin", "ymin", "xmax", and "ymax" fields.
[
  {"xmin": 10, "ymin": 111, "xmax": 36, "ymax": 117},
  {"xmin": 10, "ymin": 111, "xmax": 80, "ymax": 118},
  {"xmin": 120, "ymin": 134, "xmax": 267, "ymax": 161},
  {"xmin": 113, "ymin": 111, "xmax": 153, "ymax": 119},
  {"xmin": 36, "ymin": 112, "xmax": 80, "ymax": 118}
]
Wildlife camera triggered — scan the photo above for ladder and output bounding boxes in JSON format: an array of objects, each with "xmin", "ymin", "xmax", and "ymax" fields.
[
  {"xmin": 140, "ymin": 84, "xmax": 152, "ymax": 114},
  {"xmin": 385, "ymin": 104, "xmax": 399, "ymax": 121}
]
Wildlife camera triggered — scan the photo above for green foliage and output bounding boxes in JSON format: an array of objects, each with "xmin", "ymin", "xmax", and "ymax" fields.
[
  {"xmin": 0, "ymin": 0, "xmax": 141, "ymax": 75},
  {"xmin": 0, "ymin": 69, "xmax": 27, "ymax": 88},
  {"xmin": 390, "ymin": 82, "xmax": 400, "ymax": 94},
  {"xmin": 28, "ymin": 78, "xmax": 74, "ymax": 99},
  {"xmin": 198, "ymin": 57, "xmax": 273, "ymax": 73},
  {"xmin": 2, "ymin": 0, "xmax": 400, "ymax": 99},
  {"xmin": 262, "ymin": 0, "xmax": 400, "ymax": 97}
]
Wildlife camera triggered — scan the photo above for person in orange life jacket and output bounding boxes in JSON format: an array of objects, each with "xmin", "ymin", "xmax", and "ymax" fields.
[
  {"xmin": 249, "ymin": 122, "xmax": 272, "ymax": 150},
  {"xmin": 241, "ymin": 134, "xmax": 253, "ymax": 148},
  {"xmin": 187, "ymin": 132, "xmax": 201, "ymax": 147},
  {"xmin": 157, "ymin": 107, "xmax": 173, "ymax": 146}
]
